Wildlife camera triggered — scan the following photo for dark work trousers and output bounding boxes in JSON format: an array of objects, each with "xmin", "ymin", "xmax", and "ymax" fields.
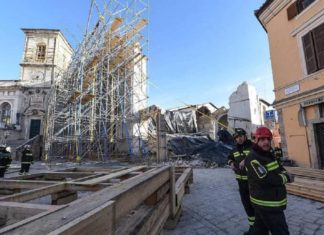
[
  {"xmin": 0, "ymin": 167, "xmax": 5, "ymax": 177},
  {"xmin": 254, "ymin": 207, "xmax": 290, "ymax": 235},
  {"xmin": 20, "ymin": 163, "xmax": 30, "ymax": 173},
  {"xmin": 238, "ymin": 180, "xmax": 255, "ymax": 226}
]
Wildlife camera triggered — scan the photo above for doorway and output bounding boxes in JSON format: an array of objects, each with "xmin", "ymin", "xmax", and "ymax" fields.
[
  {"xmin": 29, "ymin": 119, "xmax": 41, "ymax": 139},
  {"xmin": 314, "ymin": 122, "xmax": 324, "ymax": 169}
]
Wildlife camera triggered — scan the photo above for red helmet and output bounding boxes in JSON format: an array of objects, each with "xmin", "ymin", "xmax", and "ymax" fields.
[{"xmin": 254, "ymin": 127, "xmax": 273, "ymax": 140}]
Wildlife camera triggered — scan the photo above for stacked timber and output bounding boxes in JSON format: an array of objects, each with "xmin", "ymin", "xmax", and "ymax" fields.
[
  {"xmin": 286, "ymin": 167, "xmax": 324, "ymax": 202},
  {"xmin": 0, "ymin": 165, "xmax": 193, "ymax": 235}
]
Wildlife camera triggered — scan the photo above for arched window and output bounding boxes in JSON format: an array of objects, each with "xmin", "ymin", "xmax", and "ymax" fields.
[
  {"xmin": 298, "ymin": 0, "xmax": 315, "ymax": 12},
  {"xmin": 36, "ymin": 43, "xmax": 46, "ymax": 61},
  {"xmin": 0, "ymin": 102, "xmax": 11, "ymax": 125}
]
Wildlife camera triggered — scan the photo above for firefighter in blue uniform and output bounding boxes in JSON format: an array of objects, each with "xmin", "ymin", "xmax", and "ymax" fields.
[
  {"xmin": 19, "ymin": 145, "xmax": 33, "ymax": 175},
  {"xmin": 228, "ymin": 128, "xmax": 255, "ymax": 235},
  {"xmin": 0, "ymin": 144, "xmax": 12, "ymax": 178},
  {"xmin": 245, "ymin": 127, "xmax": 293, "ymax": 235}
]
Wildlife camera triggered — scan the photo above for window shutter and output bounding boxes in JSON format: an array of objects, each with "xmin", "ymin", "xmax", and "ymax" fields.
[
  {"xmin": 287, "ymin": 2, "xmax": 298, "ymax": 20},
  {"xmin": 302, "ymin": 32, "xmax": 318, "ymax": 74},
  {"xmin": 313, "ymin": 23, "xmax": 324, "ymax": 70}
]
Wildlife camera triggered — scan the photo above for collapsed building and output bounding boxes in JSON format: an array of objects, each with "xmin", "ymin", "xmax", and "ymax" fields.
[{"xmin": 139, "ymin": 103, "xmax": 232, "ymax": 165}]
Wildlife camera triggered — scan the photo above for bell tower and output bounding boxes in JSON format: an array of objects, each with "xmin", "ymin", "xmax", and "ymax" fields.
[{"xmin": 20, "ymin": 29, "xmax": 73, "ymax": 84}]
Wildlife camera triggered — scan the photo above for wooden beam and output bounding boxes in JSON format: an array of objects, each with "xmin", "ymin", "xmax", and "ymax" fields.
[
  {"xmin": 169, "ymin": 166, "xmax": 176, "ymax": 218},
  {"xmin": 137, "ymin": 195, "xmax": 169, "ymax": 235},
  {"xmin": 2, "ymin": 166, "xmax": 170, "ymax": 234},
  {"xmin": 115, "ymin": 204, "xmax": 152, "ymax": 235},
  {"xmin": 48, "ymin": 200, "xmax": 115, "ymax": 235},
  {"xmin": 77, "ymin": 166, "xmax": 147, "ymax": 186},
  {"xmin": 0, "ymin": 205, "xmax": 67, "ymax": 234},
  {"xmin": 175, "ymin": 168, "xmax": 192, "ymax": 214},
  {"xmin": 0, "ymin": 180, "xmax": 56, "ymax": 189},
  {"xmin": 149, "ymin": 197, "xmax": 170, "ymax": 235},
  {"xmin": 0, "ymin": 184, "xmax": 66, "ymax": 203}
]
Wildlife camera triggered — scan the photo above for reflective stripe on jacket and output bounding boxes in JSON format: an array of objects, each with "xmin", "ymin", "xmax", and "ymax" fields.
[
  {"xmin": 245, "ymin": 146, "xmax": 290, "ymax": 211},
  {"xmin": 228, "ymin": 139, "xmax": 252, "ymax": 180}
]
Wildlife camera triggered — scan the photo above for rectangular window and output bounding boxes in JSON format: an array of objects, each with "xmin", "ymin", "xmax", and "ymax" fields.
[
  {"xmin": 36, "ymin": 45, "xmax": 46, "ymax": 61},
  {"xmin": 320, "ymin": 103, "xmax": 324, "ymax": 118},
  {"xmin": 302, "ymin": 22, "xmax": 324, "ymax": 75},
  {"xmin": 298, "ymin": 0, "xmax": 316, "ymax": 12},
  {"xmin": 287, "ymin": 0, "xmax": 316, "ymax": 20}
]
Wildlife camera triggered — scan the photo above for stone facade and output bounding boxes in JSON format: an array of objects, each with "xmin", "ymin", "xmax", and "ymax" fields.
[{"xmin": 0, "ymin": 29, "xmax": 73, "ymax": 148}]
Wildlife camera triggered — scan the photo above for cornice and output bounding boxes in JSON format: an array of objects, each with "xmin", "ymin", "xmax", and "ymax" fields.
[{"xmin": 258, "ymin": 0, "xmax": 292, "ymax": 28}]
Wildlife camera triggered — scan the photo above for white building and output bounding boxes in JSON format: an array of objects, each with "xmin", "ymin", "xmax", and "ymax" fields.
[
  {"xmin": 228, "ymin": 82, "xmax": 271, "ymax": 137},
  {"xmin": 0, "ymin": 29, "xmax": 73, "ymax": 149}
]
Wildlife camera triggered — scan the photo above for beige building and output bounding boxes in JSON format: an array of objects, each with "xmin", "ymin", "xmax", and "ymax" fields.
[
  {"xmin": 0, "ymin": 29, "xmax": 73, "ymax": 155},
  {"xmin": 256, "ymin": 0, "xmax": 324, "ymax": 168}
]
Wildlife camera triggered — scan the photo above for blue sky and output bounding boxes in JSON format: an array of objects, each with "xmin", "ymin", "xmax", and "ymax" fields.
[{"xmin": 0, "ymin": 0, "xmax": 272, "ymax": 109}]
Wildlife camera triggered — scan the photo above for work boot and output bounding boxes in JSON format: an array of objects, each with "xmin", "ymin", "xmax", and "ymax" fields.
[{"xmin": 243, "ymin": 226, "xmax": 254, "ymax": 235}]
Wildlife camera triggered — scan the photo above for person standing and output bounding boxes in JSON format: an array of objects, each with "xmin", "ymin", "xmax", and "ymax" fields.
[
  {"xmin": 228, "ymin": 128, "xmax": 255, "ymax": 235},
  {"xmin": 0, "ymin": 145, "xmax": 12, "ymax": 178},
  {"xmin": 245, "ymin": 127, "xmax": 294, "ymax": 235},
  {"xmin": 19, "ymin": 145, "xmax": 33, "ymax": 175}
]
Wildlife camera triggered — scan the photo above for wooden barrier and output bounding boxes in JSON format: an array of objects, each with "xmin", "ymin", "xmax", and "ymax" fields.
[
  {"xmin": 0, "ymin": 165, "xmax": 193, "ymax": 234},
  {"xmin": 286, "ymin": 167, "xmax": 324, "ymax": 202}
]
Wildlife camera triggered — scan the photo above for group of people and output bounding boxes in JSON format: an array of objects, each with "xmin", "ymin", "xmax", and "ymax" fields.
[
  {"xmin": 0, "ymin": 144, "xmax": 33, "ymax": 178},
  {"xmin": 228, "ymin": 127, "xmax": 294, "ymax": 235}
]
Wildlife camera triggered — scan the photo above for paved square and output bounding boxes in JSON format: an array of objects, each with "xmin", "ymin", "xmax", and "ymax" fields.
[{"xmin": 164, "ymin": 168, "xmax": 324, "ymax": 235}]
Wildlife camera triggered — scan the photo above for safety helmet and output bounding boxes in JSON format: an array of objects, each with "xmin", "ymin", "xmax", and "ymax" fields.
[
  {"xmin": 254, "ymin": 127, "xmax": 273, "ymax": 140},
  {"xmin": 233, "ymin": 128, "xmax": 246, "ymax": 138},
  {"xmin": 24, "ymin": 145, "xmax": 31, "ymax": 149}
]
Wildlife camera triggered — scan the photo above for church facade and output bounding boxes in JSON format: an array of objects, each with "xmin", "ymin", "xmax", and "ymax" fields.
[{"xmin": 0, "ymin": 29, "xmax": 73, "ymax": 147}]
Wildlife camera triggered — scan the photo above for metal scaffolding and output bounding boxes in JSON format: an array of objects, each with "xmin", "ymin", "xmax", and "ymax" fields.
[{"xmin": 44, "ymin": 0, "xmax": 149, "ymax": 161}]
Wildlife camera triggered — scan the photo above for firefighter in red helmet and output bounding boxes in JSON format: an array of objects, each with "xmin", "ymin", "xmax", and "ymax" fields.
[{"xmin": 245, "ymin": 127, "xmax": 294, "ymax": 235}]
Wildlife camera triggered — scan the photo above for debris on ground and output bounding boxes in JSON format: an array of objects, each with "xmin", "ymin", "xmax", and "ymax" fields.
[{"xmin": 167, "ymin": 133, "xmax": 234, "ymax": 167}]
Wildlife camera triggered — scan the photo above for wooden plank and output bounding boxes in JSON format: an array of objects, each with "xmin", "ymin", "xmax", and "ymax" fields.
[
  {"xmin": 149, "ymin": 197, "xmax": 170, "ymax": 235},
  {"xmin": 0, "ymin": 180, "xmax": 57, "ymax": 189},
  {"xmin": 0, "ymin": 202, "xmax": 60, "ymax": 211},
  {"xmin": 0, "ymin": 203, "xmax": 52, "ymax": 228},
  {"xmin": 286, "ymin": 167, "xmax": 324, "ymax": 180},
  {"xmin": 144, "ymin": 182, "xmax": 169, "ymax": 205},
  {"xmin": 48, "ymin": 201, "xmax": 115, "ymax": 235},
  {"xmin": 66, "ymin": 183, "xmax": 108, "ymax": 192},
  {"xmin": 175, "ymin": 168, "xmax": 192, "ymax": 212},
  {"xmin": 137, "ymin": 195, "xmax": 169, "ymax": 235},
  {"xmin": 115, "ymin": 204, "xmax": 152, "ymax": 235},
  {"xmin": 114, "ymin": 167, "xmax": 169, "ymax": 220},
  {"xmin": 77, "ymin": 166, "xmax": 147, "ymax": 186},
  {"xmin": 71, "ymin": 174, "xmax": 106, "ymax": 183},
  {"xmin": 2, "ymin": 166, "xmax": 170, "ymax": 234},
  {"xmin": 0, "ymin": 205, "xmax": 67, "ymax": 234},
  {"xmin": 169, "ymin": 166, "xmax": 176, "ymax": 218},
  {"xmin": 175, "ymin": 168, "xmax": 192, "ymax": 191},
  {"xmin": 0, "ymin": 184, "xmax": 65, "ymax": 203}
]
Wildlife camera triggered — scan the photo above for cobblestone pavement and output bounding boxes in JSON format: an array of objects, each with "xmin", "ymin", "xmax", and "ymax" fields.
[{"xmin": 164, "ymin": 168, "xmax": 324, "ymax": 235}]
